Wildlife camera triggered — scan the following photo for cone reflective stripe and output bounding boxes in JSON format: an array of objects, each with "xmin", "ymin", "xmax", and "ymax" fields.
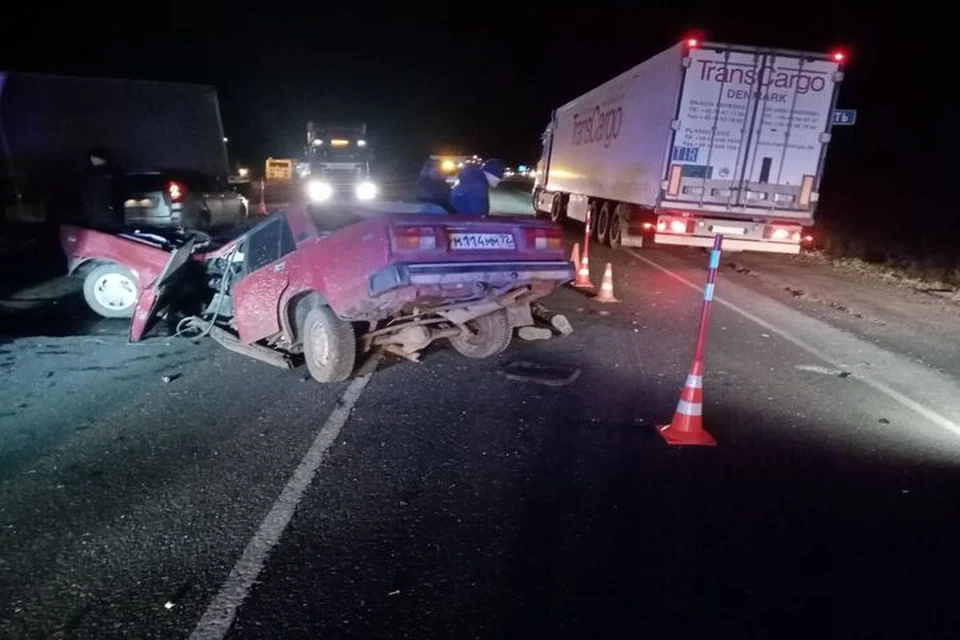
[
  {"xmin": 656, "ymin": 234, "xmax": 723, "ymax": 446},
  {"xmin": 574, "ymin": 253, "xmax": 594, "ymax": 288},
  {"xmin": 257, "ymin": 179, "xmax": 267, "ymax": 215},
  {"xmin": 570, "ymin": 242, "xmax": 582, "ymax": 273},
  {"xmin": 595, "ymin": 262, "xmax": 619, "ymax": 303}
]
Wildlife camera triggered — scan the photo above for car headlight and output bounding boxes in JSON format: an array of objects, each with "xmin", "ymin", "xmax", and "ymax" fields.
[
  {"xmin": 355, "ymin": 181, "xmax": 377, "ymax": 201},
  {"xmin": 307, "ymin": 180, "xmax": 333, "ymax": 202}
]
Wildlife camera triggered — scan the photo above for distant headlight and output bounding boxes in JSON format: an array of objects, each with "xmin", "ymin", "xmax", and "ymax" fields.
[
  {"xmin": 307, "ymin": 180, "xmax": 333, "ymax": 202},
  {"xmin": 356, "ymin": 181, "xmax": 377, "ymax": 201}
]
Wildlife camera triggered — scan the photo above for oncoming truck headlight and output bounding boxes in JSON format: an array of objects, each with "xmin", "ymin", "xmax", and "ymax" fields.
[
  {"xmin": 306, "ymin": 180, "xmax": 333, "ymax": 202},
  {"xmin": 356, "ymin": 181, "xmax": 378, "ymax": 201}
]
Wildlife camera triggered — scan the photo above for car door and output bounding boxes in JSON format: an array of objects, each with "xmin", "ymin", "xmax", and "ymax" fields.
[
  {"xmin": 231, "ymin": 214, "xmax": 298, "ymax": 344},
  {"xmin": 129, "ymin": 237, "xmax": 196, "ymax": 342}
]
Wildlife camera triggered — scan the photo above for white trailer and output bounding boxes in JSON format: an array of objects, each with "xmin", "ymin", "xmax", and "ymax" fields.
[{"xmin": 533, "ymin": 40, "xmax": 845, "ymax": 253}]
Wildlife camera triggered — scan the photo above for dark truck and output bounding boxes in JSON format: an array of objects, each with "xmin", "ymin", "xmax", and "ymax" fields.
[{"xmin": 0, "ymin": 72, "xmax": 230, "ymax": 227}]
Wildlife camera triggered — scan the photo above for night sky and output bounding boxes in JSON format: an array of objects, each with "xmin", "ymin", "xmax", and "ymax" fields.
[{"xmin": 1, "ymin": 1, "xmax": 948, "ymax": 237}]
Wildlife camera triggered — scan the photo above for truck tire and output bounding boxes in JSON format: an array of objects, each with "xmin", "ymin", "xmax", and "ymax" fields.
[
  {"xmin": 449, "ymin": 309, "xmax": 512, "ymax": 359},
  {"xmin": 609, "ymin": 204, "xmax": 625, "ymax": 250},
  {"xmin": 596, "ymin": 202, "xmax": 613, "ymax": 245},
  {"xmin": 82, "ymin": 263, "xmax": 140, "ymax": 318},
  {"xmin": 301, "ymin": 306, "xmax": 356, "ymax": 383},
  {"xmin": 550, "ymin": 195, "xmax": 566, "ymax": 224}
]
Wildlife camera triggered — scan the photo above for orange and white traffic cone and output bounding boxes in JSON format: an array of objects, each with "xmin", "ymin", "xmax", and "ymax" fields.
[
  {"xmin": 658, "ymin": 361, "xmax": 716, "ymax": 446},
  {"xmin": 570, "ymin": 242, "xmax": 582, "ymax": 273},
  {"xmin": 257, "ymin": 179, "xmax": 268, "ymax": 215},
  {"xmin": 573, "ymin": 253, "xmax": 593, "ymax": 289},
  {"xmin": 595, "ymin": 262, "xmax": 619, "ymax": 303}
]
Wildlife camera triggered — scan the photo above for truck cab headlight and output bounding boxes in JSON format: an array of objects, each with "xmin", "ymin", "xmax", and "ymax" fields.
[
  {"xmin": 356, "ymin": 181, "xmax": 377, "ymax": 201},
  {"xmin": 307, "ymin": 180, "xmax": 333, "ymax": 202}
]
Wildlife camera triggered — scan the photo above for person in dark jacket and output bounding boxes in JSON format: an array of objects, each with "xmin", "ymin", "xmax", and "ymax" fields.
[
  {"xmin": 81, "ymin": 148, "xmax": 122, "ymax": 228},
  {"xmin": 449, "ymin": 158, "xmax": 505, "ymax": 216}
]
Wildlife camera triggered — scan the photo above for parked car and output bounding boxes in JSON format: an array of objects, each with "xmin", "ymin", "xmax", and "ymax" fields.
[
  {"xmin": 122, "ymin": 170, "xmax": 248, "ymax": 230},
  {"xmin": 60, "ymin": 204, "xmax": 574, "ymax": 382}
]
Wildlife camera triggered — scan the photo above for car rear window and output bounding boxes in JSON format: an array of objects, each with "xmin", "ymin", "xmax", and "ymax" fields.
[{"xmin": 124, "ymin": 174, "xmax": 166, "ymax": 192}]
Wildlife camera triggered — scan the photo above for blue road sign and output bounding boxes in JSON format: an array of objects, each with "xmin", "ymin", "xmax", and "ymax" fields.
[{"xmin": 832, "ymin": 109, "xmax": 857, "ymax": 126}]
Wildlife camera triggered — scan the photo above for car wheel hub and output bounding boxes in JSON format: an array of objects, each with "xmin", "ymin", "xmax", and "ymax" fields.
[{"xmin": 93, "ymin": 273, "xmax": 137, "ymax": 310}]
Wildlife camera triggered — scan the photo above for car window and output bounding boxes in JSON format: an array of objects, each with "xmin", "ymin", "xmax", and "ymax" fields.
[
  {"xmin": 245, "ymin": 215, "xmax": 296, "ymax": 272},
  {"xmin": 124, "ymin": 174, "xmax": 165, "ymax": 193}
]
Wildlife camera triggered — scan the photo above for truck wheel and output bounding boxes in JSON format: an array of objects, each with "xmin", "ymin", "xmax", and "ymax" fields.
[
  {"xmin": 550, "ymin": 195, "xmax": 566, "ymax": 223},
  {"xmin": 609, "ymin": 204, "xmax": 625, "ymax": 250},
  {"xmin": 301, "ymin": 306, "xmax": 356, "ymax": 382},
  {"xmin": 82, "ymin": 263, "xmax": 140, "ymax": 318},
  {"xmin": 596, "ymin": 202, "xmax": 612, "ymax": 245},
  {"xmin": 449, "ymin": 309, "xmax": 511, "ymax": 359}
]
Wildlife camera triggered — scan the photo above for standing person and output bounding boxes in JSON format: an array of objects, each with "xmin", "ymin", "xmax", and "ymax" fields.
[
  {"xmin": 449, "ymin": 158, "xmax": 505, "ymax": 216},
  {"xmin": 81, "ymin": 148, "xmax": 122, "ymax": 228}
]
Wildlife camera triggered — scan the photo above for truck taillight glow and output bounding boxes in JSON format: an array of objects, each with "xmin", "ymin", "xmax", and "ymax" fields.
[
  {"xmin": 167, "ymin": 181, "xmax": 183, "ymax": 202},
  {"xmin": 831, "ymin": 50, "xmax": 846, "ymax": 63},
  {"xmin": 395, "ymin": 227, "xmax": 437, "ymax": 251},
  {"xmin": 686, "ymin": 38, "xmax": 699, "ymax": 48},
  {"xmin": 524, "ymin": 227, "xmax": 563, "ymax": 250},
  {"xmin": 670, "ymin": 219, "xmax": 688, "ymax": 234}
]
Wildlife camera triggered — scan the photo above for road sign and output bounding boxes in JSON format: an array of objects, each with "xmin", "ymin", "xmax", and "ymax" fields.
[{"xmin": 832, "ymin": 109, "xmax": 857, "ymax": 126}]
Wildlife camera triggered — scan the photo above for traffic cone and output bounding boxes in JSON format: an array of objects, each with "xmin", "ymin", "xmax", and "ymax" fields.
[
  {"xmin": 658, "ymin": 360, "xmax": 716, "ymax": 446},
  {"xmin": 570, "ymin": 242, "xmax": 582, "ymax": 273},
  {"xmin": 573, "ymin": 254, "xmax": 593, "ymax": 289},
  {"xmin": 595, "ymin": 262, "xmax": 619, "ymax": 303},
  {"xmin": 257, "ymin": 179, "xmax": 267, "ymax": 215}
]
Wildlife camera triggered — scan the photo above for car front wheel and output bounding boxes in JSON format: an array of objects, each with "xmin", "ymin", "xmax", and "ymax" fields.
[
  {"xmin": 449, "ymin": 309, "xmax": 512, "ymax": 359},
  {"xmin": 301, "ymin": 306, "xmax": 356, "ymax": 383},
  {"xmin": 82, "ymin": 263, "xmax": 140, "ymax": 318}
]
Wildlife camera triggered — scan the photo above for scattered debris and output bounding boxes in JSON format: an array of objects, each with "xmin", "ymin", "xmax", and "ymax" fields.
[
  {"xmin": 517, "ymin": 326, "xmax": 553, "ymax": 341},
  {"xmin": 878, "ymin": 418, "xmax": 891, "ymax": 424},
  {"xmin": 164, "ymin": 601, "xmax": 175, "ymax": 610},
  {"xmin": 794, "ymin": 364, "xmax": 852, "ymax": 378},
  {"xmin": 161, "ymin": 373, "xmax": 182, "ymax": 384},
  {"xmin": 500, "ymin": 361, "xmax": 581, "ymax": 387},
  {"xmin": 388, "ymin": 590, "xmax": 400, "ymax": 596}
]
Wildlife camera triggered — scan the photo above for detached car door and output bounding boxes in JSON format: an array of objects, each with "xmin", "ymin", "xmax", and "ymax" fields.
[
  {"xmin": 129, "ymin": 237, "xmax": 196, "ymax": 342},
  {"xmin": 231, "ymin": 214, "xmax": 298, "ymax": 344}
]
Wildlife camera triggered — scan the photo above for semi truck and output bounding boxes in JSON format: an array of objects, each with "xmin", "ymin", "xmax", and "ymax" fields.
[
  {"xmin": 0, "ymin": 73, "xmax": 230, "ymax": 225},
  {"xmin": 299, "ymin": 122, "xmax": 377, "ymax": 202},
  {"xmin": 533, "ymin": 39, "xmax": 845, "ymax": 253}
]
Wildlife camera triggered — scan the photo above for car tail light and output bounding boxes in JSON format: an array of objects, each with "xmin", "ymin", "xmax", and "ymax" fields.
[
  {"xmin": 524, "ymin": 226, "xmax": 562, "ymax": 250},
  {"xmin": 167, "ymin": 181, "xmax": 184, "ymax": 202},
  {"xmin": 395, "ymin": 226, "xmax": 438, "ymax": 251}
]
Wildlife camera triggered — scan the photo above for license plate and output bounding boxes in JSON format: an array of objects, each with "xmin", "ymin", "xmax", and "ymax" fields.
[
  {"xmin": 710, "ymin": 225, "xmax": 746, "ymax": 235},
  {"xmin": 448, "ymin": 232, "xmax": 516, "ymax": 250}
]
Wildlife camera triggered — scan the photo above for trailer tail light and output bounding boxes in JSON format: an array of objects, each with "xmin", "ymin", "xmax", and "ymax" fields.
[
  {"xmin": 394, "ymin": 226, "xmax": 438, "ymax": 251},
  {"xmin": 770, "ymin": 227, "xmax": 791, "ymax": 241},
  {"xmin": 642, "ymin": 222, "xmax": 655, "ymax": 230},
  {"xmin": 525, "ymin": 226, "xmax": 563, "ymax": 251},
  {"xmin": 167, "ymin": 181, "xmax": 184, "ymax": 202},
  {"xmin": 656, "ymin": 220, "xmax": 667, "ymax": 232},
  {"xmin": 666, "ymin": 165, "xmax": 683, "ymax": 196},
  {"xmin": 798, "ymin": 175, "xmax": 815, "ymax": 207},
  {"xmin": 802, "ymin": 234, "xmax": 814, "ymax": 244},
  {"xmin": 670, "ymin": 219, "xmax": 690, "ymax": 234},
  {"xmin": 686, "ymin": 38, "xmax": 699, "ymax": 48},
  {"xmin": 831, "ymin": 50, "xmax": 846, "ymax": 64}
]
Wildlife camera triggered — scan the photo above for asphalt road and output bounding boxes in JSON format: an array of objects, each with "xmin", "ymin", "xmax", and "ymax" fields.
[{"xmin": 3, "ymin": 186, "xmax": 960, "ymax": 639}]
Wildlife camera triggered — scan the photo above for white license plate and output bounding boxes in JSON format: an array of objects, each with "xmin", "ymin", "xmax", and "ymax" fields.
[
  {"xmin": 448, "ymin": 233, "xmax": 516, "ymax": 250},
  {"xmin": 710, "ymin": 225, "xmax": 746, "ymax": 235}
]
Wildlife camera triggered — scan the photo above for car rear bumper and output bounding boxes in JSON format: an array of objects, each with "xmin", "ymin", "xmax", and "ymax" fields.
[{"xmin": 368, "ymin": 260, "xmax": 575, "ymax": 297}]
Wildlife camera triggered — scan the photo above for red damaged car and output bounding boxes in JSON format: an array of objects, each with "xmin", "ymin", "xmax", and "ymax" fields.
[{"xmin": 60, "ymin": 205, "xmax": 573, "ymax": 382}]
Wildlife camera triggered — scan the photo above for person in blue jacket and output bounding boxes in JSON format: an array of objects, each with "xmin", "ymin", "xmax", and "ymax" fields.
[{"xmin": 449, "ymin": 158, "xmax": 505, "ymax": 216}]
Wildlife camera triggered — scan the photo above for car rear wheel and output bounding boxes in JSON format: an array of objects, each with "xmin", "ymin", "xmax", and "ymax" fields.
[
  {"xmin": 301, "ymin": 306, "xmax": 356, "ymax": 383},
  {"xmin": 596, "ymin": 202, "xmax": 612, "ymax": 245},
  {"xmin": 82, "ymin": 263, "xmax": 139, "ymax": 318},
  {"xmin": 449, "ymin": 309, "xmax": 512, "ymax": 359}
]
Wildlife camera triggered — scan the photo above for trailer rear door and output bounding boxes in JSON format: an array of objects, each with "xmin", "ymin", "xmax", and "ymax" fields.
[{"xmin": 665, "ymin": 45, "xmax": 840, "ymax": 220}]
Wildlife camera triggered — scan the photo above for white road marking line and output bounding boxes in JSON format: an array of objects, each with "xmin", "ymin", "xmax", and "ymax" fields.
[
  {"xmin": 627, "ymin": 249, "xmax": 960, "ymax": 440},
  {"xmin": 190, "ymin": 354, "xmax": 382, "ymax": 640}
]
